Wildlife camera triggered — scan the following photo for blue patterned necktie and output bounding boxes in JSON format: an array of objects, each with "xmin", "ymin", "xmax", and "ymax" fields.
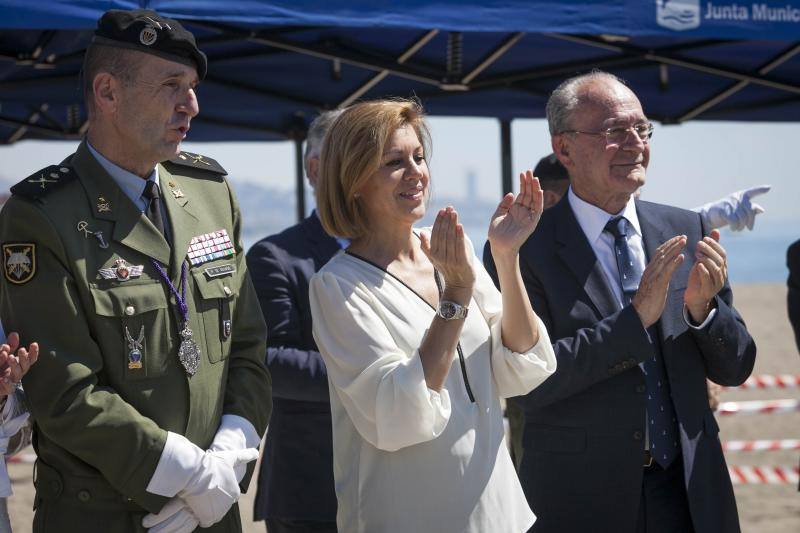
[{"xmin": 604, "ymin": 216, "xmax": 679, "ymax": 468}]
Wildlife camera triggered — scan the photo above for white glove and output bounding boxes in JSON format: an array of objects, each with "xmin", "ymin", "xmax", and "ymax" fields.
[
  {"xmin": 208, "ymin": 414, "xmax": 261, "ymax": 483},
  {"xmin": 142, "ymin": 498, "xmax": 198, "ymax": 533},
  {"xmin": 695, "ymin": 185, "xmax": 771, "ymax": 231},
  {"xmin": 146, "ymin": 432, "xmax": 259, "ymax": 528},
  {"xmin": 180, "ymin": 447, "xmax": 259, "ymax": 527}
]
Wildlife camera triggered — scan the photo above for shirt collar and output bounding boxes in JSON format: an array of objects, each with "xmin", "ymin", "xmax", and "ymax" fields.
[
  {"xmin": 567, "ymin": 186, "xmax": 641, "ymax": 245},
  {"xmin": 86, "ymin": 141, "xmax": 159, "ymax": 210}
]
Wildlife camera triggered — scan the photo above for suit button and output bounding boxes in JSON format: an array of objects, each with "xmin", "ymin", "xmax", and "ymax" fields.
[
  {"xmin": 633, "ymin": 430, "xmax": 643, "ymax": 441},
  {"xmin": 223, "ymin": 286, "xmax": 232, "ymax": 296},
  {"xmin": 125, "ymin": 305, "xmax": 135, "ymax": 316},
  {"xmin": 636, "ymin": 384, "xmax": 646, "ymax": 393},
  {"xmin": 77, "ymin": 489, "xmax": 91, "ymax": 503}
]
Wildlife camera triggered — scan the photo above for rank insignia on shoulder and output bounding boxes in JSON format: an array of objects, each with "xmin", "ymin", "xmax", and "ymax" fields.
[
  {"xmin": 3, "ymin": 243, "xmax": 36, "ymax": 285},
  {"xmin": 165, "ymin": 151, "xmax": 227, "ymax": 176},
  {"xmin": 11, "ymin": 165, "xmax": 75, "ymax": 200}
]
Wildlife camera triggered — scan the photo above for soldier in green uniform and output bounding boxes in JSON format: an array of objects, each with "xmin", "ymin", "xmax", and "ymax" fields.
[{"xmin": 0, "ymin": 9, "xmax": 272, "ymax": 533}]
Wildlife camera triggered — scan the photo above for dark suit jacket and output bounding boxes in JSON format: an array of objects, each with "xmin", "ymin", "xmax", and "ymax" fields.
[
  {"xmin": 246, "ymin": 213, "xmax": 340, "ymax": 522},
  {"xmin": 787, "ymin": 239, "xmax": 800, "ymax": 354},
  {"xmin": 484, "ymin": 197, "xmax": 756, "ymax": 533}
]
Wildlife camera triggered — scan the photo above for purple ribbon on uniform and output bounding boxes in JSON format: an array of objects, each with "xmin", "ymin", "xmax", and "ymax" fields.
[{"xmin": 150, "ymin": 260, "xmax": 189, "ymax": 323}]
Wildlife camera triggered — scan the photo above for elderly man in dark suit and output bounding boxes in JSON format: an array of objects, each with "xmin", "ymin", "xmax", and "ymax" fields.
[
  {"xmin": 247, "ymin": 110, "xmax": 344, "ymax": 533},
  {"xmin": 486, "ymin": 71, "xmax": 756, "ymax": 533}
]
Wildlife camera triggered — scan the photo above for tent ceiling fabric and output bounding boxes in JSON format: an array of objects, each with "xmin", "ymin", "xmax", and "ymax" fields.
[{"xmin": 3, "ymin": 1, "xmax": 800, "ymax": 143}]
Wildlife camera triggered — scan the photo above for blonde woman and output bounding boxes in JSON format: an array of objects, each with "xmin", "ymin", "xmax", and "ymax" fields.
[{"xmin": 309, "ymin": 99, "xmax": 557, "ymax": 532}]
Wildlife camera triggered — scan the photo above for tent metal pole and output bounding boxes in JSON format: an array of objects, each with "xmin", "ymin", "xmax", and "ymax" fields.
[
  {"xmin": 0, "ymin": 115, "xmax": 73, "ymax": 139},
  {"xmin": 295, "ymin": 137, "xmax": 305, "ymax": 223},
  {"xmin": 338, "ymin": 29, "xmax": 439, "ymax": 108},
  {"xmin": 500, "ymin": 119, "xmax": 512, "ymax": 195},
  {"xmin": 547, "ymin": 33, "xmax": 800, "ymax": 96},
  {"xmin": 462, "ymin": 32, "xmax": 524, "ymax": 85},
  {"xmin": 677, "ymin": 42, "xmax": 800, "ymax": 122},
  {"xmin": 189, "ymin": 22, "xmax": 446, "ymax": 88},
  {"xmin": 204, "ymin": 74, "xmax": 326, "ymax": 108},
  {"xmin": 6, "ymin": 104, "xmax": 48, "ymax": 143}
]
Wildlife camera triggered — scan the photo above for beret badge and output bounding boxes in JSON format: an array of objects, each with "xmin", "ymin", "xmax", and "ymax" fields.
[{"xmin": 139, "ymin": 26, "xmax": 158, "ymax": 46}]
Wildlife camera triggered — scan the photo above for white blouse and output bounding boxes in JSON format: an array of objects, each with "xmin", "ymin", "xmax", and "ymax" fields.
[{"xmin": 309, "ymin": 247, "xmax": 556, "ymax": 533}]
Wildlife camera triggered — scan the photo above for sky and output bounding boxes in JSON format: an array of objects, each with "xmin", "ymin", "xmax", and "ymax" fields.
[{"xmin": 0, "ymin": 116, "xmax": 797, "ymax": 281}]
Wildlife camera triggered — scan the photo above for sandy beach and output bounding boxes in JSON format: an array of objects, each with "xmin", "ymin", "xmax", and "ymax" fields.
[{"xmin": 6, "ymin": 282, "xmax": 800, "ymax": 532}]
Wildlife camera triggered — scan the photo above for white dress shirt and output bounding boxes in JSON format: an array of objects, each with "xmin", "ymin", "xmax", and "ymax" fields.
[{"xmin": 568, "ymin": 187, "xmax": 646, "ymax": 309}]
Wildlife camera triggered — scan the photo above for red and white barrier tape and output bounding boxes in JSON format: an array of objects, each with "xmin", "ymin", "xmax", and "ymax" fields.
[
  {"xmin": 737, "ymin": 375, "xmax": 800, "ymax": 389},
  {"xmin": 717, "ymin": 399, "xmax": 800, "ymax": 416},
  {"xmin": 729, "ymin": 465, "xmax": 800, "ymax": 485},
  {"xmin": 723, "ymin": 439, "xmax": 800, "ymax": 452}
]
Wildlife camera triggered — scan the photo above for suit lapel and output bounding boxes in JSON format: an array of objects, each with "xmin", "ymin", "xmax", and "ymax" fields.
[
  {"xmin": 159, "ymin": 165, "xmax": 200, "ymax": 276},
  {"xmin": 72, "ymin": 142, "xmax": 171, "ymax": 265},
  {"xmin": 636, "ymin": 200, "xmax": 690, "ymax": 343},
  {"xmin": 553, "ymin": 199, "xmax": 618, "ymax": 318},
  {"xmin": 636, "ymin": 200, "xmax": 671, "ymax": 264}
]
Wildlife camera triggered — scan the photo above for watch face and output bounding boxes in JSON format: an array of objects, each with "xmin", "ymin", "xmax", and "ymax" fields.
[{"xmin": 440, "ymin": 301, "xmax": 457, "ymax": 319}]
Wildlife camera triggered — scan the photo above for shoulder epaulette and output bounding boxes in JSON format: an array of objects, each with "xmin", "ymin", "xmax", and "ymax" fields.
[
  {"xmin": 10, "ymin": 165, "xmax": 76, "ymax": 200},
  {"xmin": 164, "ymin": 151, "xmax": 227, "ymax": 176}
]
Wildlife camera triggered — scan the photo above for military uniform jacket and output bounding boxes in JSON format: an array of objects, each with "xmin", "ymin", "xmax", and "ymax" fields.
[{"xmin": 0, "ymin": 141, "xmax": 272, "ymax": 531}]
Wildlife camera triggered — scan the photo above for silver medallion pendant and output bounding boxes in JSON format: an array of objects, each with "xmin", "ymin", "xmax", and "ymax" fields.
[{"xmin": 178, "ymin": 323, "xmax": 201, "ymax": 376}]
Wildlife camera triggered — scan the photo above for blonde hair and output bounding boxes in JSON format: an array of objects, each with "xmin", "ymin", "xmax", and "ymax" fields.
[{"xmin": 316, "ymin": 98, "xmax": 431, "ymax": 239}]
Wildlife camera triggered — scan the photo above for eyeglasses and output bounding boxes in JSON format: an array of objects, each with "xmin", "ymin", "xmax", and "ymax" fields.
[{"xmin": 561, "ymin": 122, "xmax": 654, "ymax": 145}]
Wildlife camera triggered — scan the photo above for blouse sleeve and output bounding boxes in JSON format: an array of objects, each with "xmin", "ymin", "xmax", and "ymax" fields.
[
  {"xmin": 309, "ymin": 270, "xmax": 451, "ymax": 452},
  {"xmin": 472, "ymin": 259, "xmax": 557, "ymax": 399}
]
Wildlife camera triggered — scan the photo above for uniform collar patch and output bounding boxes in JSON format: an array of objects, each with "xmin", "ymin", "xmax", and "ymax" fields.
[{"xmin": 3, "ymin": 243, "xmax": 36, "ymax": 285}]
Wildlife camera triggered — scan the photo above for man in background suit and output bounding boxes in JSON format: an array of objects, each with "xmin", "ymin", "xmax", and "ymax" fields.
[
  {"xmin": 247, "ymin": 110, "xmax": 344, "ymax": 533},
  {"xmin": 487, "ymin": 71, "xmax": 756, "ymax": 533}
]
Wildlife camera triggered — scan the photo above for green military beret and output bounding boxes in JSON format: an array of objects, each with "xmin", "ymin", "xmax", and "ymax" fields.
[{"xmin": 92, "ymin": 9, "xmax": 207, "ymax": 79}]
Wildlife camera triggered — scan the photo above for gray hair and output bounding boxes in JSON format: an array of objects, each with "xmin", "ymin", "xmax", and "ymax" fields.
[
  {"xmin": 545, "ymin": 71, "xmax": 626, "ymax": 135},
  {"xmin": 304, "ymin": 109, "xmax": 345, "ymax": 177}
]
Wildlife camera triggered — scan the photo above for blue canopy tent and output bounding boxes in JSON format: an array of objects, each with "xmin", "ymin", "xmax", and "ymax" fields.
[{"xmin": 3, "ymin": 0, "xmax": 800, "ymax": 218}]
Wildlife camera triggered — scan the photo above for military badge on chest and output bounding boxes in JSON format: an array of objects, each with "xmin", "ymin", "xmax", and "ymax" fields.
[
  {"xmin": 125, "ymin": 325, "xmax": 145, "ymax": 370},
  {"xmin": 98, "ymin": 258, "xmax": 144, "ymax": 282},
  {"xmin": 187, "ymin": 229, "xmax": 235, "ymax": 266},
  {"xmin": 3, "ymin": 243, "xmax": 36, "ymax": 285}
]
